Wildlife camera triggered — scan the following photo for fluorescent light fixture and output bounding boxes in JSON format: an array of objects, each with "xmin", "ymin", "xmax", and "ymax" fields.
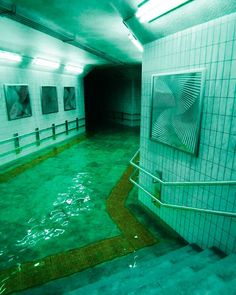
[
  {"xmin": 0, "ymin": 50, "xmax": 22, "ymax": 62},
  {"xmin": 128, "ymin": 33, "xmax": 143, "ymax": 52},
  {"xmin": 33, "ymin": 58, "xmax": 60, "ymax": 69},
  {"xmin": 136, "ymin": 0, "xmax": 191, "ymax": 23},
  {"xmin": 65, "ymin": 64, "xmax": 83, "ymax": 74}
]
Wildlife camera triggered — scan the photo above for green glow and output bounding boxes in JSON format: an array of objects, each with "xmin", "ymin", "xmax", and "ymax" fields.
[{"xmin": 0, "ymin": 128, "xmax": 139, "ymax": 271}]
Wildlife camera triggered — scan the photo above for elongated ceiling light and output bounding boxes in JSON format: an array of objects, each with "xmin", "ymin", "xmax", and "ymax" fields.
[
  {"xmin": 128, "ymin": 33, "xmax": 143, "ymax": 52},
  {"xmin": 33, "ymin": 58, "xmax": 60, "ymax": 69},
  {"xmin": 136, "ymin": 0, "xmax": 192, "ymax": 23},
  {"xmin": 65, "ymin": 64, "xmax": 83, "ymax": 74},
  {"xmin": 0, "ymin": 50, "xmax": 22, "ymax": 62}
]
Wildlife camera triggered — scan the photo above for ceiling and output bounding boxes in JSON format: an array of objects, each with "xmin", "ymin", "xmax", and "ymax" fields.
[{"xmin": 0, "ymin": 0, "xmax": 236, "ymax": 69}]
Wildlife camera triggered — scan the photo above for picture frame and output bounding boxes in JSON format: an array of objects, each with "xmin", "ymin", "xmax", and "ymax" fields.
[
  {"xmin": 41, "ymin": 86, "xmax": 59, "ymax": 114},
  {"xmin": 63, "ymin": 87, "xmax": 76, "ymax": 111},
  {"xmin": 150, "ymin": 69, "xmax": 205, "ymax": 156},
  {"xmin": 4, "ymin": 84, "xmax": 32, "ymax": 120}
]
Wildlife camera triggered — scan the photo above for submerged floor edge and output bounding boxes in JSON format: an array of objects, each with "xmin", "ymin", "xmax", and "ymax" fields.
[
  {"xmin": 0, "ymin": 134, "xmax": 87, "ymax": 183},
  {"xmin": 0, "ymin": 164, "xmax": 157, "ymax": 294}
]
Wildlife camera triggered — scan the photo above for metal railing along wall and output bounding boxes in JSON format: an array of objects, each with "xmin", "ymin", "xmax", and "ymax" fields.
[
  {"xmin": 107, "ymin": 111, "xmax": 141, "ymax": 123},
  {"xmin": 0, "ymin": 117, "xmax": 85, "ymax": 158},
  {"xmin": 130, "ymin": 149, "xmax": 236, "ymax": 218}
]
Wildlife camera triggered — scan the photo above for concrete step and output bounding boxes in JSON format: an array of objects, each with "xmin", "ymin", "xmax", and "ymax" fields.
[
  {"xmin": 66, "ymin": 245, "xmax": 198, "ymax": 295},
  {"xmin": 158, "ymin": 253, "xmax": 236, "ymax": 295},
  {"xmin": 122, "ymin": 247, "xmax": 223, "ymax": 295},
  {"xmin": 65, "ymin": 247, "xmax": 236, "ymax": 295}
]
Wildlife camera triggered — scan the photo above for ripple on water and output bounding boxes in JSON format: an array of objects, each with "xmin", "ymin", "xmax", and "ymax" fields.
[{"xmin": 0, "ymin": 172, "xmax": 93, "ymax": 270}]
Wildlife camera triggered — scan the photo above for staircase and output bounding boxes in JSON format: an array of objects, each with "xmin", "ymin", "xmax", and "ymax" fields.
[{"xmin": 66, "ymin": 244, "xmax": 236, "ymax": 295}]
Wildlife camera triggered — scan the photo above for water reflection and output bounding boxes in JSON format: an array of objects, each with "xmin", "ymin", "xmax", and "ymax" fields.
[{"xmin": 0, "ymin": 172, "xmax": 92, "ymax": 270}]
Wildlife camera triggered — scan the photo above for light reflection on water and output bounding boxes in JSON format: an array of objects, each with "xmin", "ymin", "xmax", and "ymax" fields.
[{"xmin": 0, "ymin": 172, "xmax": 93, "ymax": 270}]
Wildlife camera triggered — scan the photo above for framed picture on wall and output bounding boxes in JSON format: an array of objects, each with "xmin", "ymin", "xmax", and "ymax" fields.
[
  {"xmin": 150, "ymin": 69, "xmax": 205, "ymax": 156},
  {"xmin": 63, "ymin": 87, "xmax": 76, "ymax": 111},
  {"xmin": 41, "ymin": 86, "xmax": 58, "ymax": 114},
  {"xmin": 4, "ymin": 84, "xmax": 32, "ymax": 120}
]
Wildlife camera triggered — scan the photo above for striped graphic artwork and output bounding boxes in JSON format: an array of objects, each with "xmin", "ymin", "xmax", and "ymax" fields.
[{"xmin": 151, "ymin": 70, "xmax": 204, "ymax": 155}]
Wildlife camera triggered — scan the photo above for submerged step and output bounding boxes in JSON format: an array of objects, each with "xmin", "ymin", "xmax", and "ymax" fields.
[
  {"xmin": 158, "ymin": 253, "xmax": 236, "ymax": 295},
  {"xmin": 67, "ymin": 245, "xmax": 197, "ymax": 295},
  {"xmin": 120, "ymin": 247, "xmax": 222, "ymax": 294}
]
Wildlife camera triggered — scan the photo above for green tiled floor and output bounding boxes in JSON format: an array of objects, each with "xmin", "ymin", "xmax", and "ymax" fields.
[{"xmin": 0, "ymin": 127, "xmax": 184, "ymax": 294}]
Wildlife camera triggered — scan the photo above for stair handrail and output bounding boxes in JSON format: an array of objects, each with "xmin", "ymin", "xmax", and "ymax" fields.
[
  {"xmin": 129, "ymin": 149, "xmax": 236, "ymax": 218},
  {"xmin": 130, "ymin": 149, "xmax": 236, "ymax": 187}
]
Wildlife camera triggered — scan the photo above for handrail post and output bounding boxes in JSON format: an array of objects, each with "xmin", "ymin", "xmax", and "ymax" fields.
[
  {"xmin": 52, "ymin": 124, "xmax": 56, "ymax": 140},
  {"xmin": 65, "ymin": 120, "xmax": 69, "ymax": 135},
  {"xmin": 76, "ymin": 118, "xmax": 79, "ymax": 131},
  {"xmin": 13, "ymin": 133, "xmax": 20, "ymax": 154},
  {"xmin": 35, "ymin": 128, "xmax": 40, "ymax": 146}
]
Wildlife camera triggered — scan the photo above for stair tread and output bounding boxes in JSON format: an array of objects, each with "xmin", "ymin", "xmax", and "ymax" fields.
[
  {"xmin": 65, "ymin": 248, "xmax": 236, "ymax": 295},
  {"xmin": 66, "ymin": 245, "xmax": 195, "ymax": 295},
  {"xmin": 159, "ymin": 253, "xmax": 236, "ymax": 294},
  {"xmin": 101, "ymin": 248, "xmax": 223, "ymax": 294}
]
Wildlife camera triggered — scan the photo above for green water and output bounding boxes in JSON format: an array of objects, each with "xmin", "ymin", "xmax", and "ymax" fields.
[{"xmin": 0, "ymin": 128, "xmax": 139, "ymax": 271}]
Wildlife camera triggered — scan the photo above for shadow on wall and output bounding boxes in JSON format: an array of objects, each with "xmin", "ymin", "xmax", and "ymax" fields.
[{"xmin": 84, "ymin": 65, "xmax": 142, "ymax": 131}]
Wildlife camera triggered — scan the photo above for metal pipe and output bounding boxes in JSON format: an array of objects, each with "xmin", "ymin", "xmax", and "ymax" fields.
[
  {"xmin": 18, "ymin": 131, "xmax": 35, "ymax": 139},
  {"xmin": 13, "ymin": 133, "xmax": 20, "ymax": 154},
  {"xmin": 0, "ymin": 118, "xmax": 84, "ymax": 158},
  {"xmin": 130, "ymin": 149, "xmax": 236, "ymax": 187},
  {"xmin": 40, "ymin": 126, "xmax": 52, "ymax": 133},
  {"xmin": 35, "ymin": 128, "xmax": 40, "ymax": 146},
  {"xmin": 0, "ymin": 137, "xmax": 13, "ymax": 145},
  {"xmin": 65, "ymin": 120, "xmax": 69, "ymax": 135},
  {"xmin": 52, "ymin": 124, "xmax": 56, "ymax": 140},
  {"xmin": 130, "ymin": 175, "xmax": 236, "ymax": 218}
]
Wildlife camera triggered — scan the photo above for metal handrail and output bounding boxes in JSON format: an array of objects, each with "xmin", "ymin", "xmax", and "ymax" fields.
[
  {"xmin": 0, "ymin": 118, "xmax": 85, "ymax": 157},
  {"xmin": 0, "ymin": 137, "xmax": 13, "ymax": 145},
  {"xmin": 40, "ymin": 126, "xmax": 53, "ymax": 133},
  {"xmin": 129, "ymin": 149, "xmax": 236, "ymax": 218},
  {"xmin": 18, "ymin": 131, "xmax": 35, "ymax": 139},
  {"xmin": 0, "ymin": 118, "xmax": 85, "ymax": 146},
  {"xmin": 108, "ymin": 111, "xmax": 141, "ymax": 122},
  {"xmin": 130, "ymin": 149, "xmax": 236, "ymax": 187}
]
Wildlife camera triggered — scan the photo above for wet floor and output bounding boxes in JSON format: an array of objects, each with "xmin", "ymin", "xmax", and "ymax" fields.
[{"xmin": 0, "ymin": 127, "xmax": 139, "ymax": 271}]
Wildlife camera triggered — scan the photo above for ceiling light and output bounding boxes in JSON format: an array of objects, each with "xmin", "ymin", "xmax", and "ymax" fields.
[
  {"xmin": 136, "ymin": 0, "xmax": 192, "ymax": 23},
  {"xmin": 0, "ymin": 51, "xmax": 22, "ymax": 62},
  {"xmin": 128, "ymin": 33, "xmax": 143, "ymax": 52},
  {"xmin": 65, "ymin": 64, "xmax": 83, "ymax": 74},
  {"xmin": 33, "ymin": 58, "xmax": 60, "ymax": 69}
]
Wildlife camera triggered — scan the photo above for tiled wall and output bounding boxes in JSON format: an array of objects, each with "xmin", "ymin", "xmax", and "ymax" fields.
[
  {"xmin": 139, "ymin": 12, "xmax": 236, "ymax": 253},
  {"xmin": 0, "ymin": 66, "xmax": 85, "ymax": 166}
]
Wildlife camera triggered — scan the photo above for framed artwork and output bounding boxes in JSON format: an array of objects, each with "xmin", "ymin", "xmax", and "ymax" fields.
[
  {"xmin": 150, "ymin": 69, "xmax": 205, "ymax": 155},
  {"xmin": 64, "ymin": 87, "xmax": 76, "ymax": 111},
  {"xmin": 4, "ymin": 85, "xmax": 32, "ymax": 120},
  {"xmin": 41, "ymin": 86, "xmax": 58, "ymax": 114}
]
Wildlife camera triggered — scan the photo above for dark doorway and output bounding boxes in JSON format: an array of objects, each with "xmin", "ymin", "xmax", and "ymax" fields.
[{"xmin": 84, "ymin": 65, "xmax": 141, "ymax": 132}]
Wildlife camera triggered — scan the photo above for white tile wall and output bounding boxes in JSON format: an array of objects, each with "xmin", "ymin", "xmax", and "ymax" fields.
[
  {"xmin": 0, "ymin": 66, "xmax": 85, "ymax": 166},
  {"xmin": 139, "ymin": 12, "xmax": 236, "ymax": 253}
]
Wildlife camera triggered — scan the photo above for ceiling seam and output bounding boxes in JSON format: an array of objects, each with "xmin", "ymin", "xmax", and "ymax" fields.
[{"xmin": 0, "ymin": 3, "xmax": 125, "ymax": 65}]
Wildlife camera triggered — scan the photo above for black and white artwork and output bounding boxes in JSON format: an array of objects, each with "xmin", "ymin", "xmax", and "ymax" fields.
[
  {"xmin": 4, "ymin": 85, "xmax": 32, "ymax": 120},
  {"xmin": 150, "ymin": 70, "xmax": 205, "ymax": 155},
  {"xmin": 64, "ymin": 87, "xmax": 76, "ymax": 111},
  {"xmin": 41, "ymin": 86, "xmax": 58, "ymax": 114}
]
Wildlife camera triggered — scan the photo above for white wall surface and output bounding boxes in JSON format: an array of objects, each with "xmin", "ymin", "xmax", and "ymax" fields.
[
  {"xmin": 139, "ymin": 12, "xmax": 236, "ymax": 253},
  {"xmin": 0, "ymin": 65, "xmax": 85, "ymax": 166}
]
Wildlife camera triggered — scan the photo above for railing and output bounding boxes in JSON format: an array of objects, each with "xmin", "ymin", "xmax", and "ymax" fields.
[
  {"xmin": 0, "ymin": 117, "xmax": 85, "ymax": 158},
  {"xmin": 130, "ymin": 149, "xmax": 236, "ymax": 218},
  {"xmin": 107, "ymin": 111, "xmax": 141, "ymax": 123}
]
